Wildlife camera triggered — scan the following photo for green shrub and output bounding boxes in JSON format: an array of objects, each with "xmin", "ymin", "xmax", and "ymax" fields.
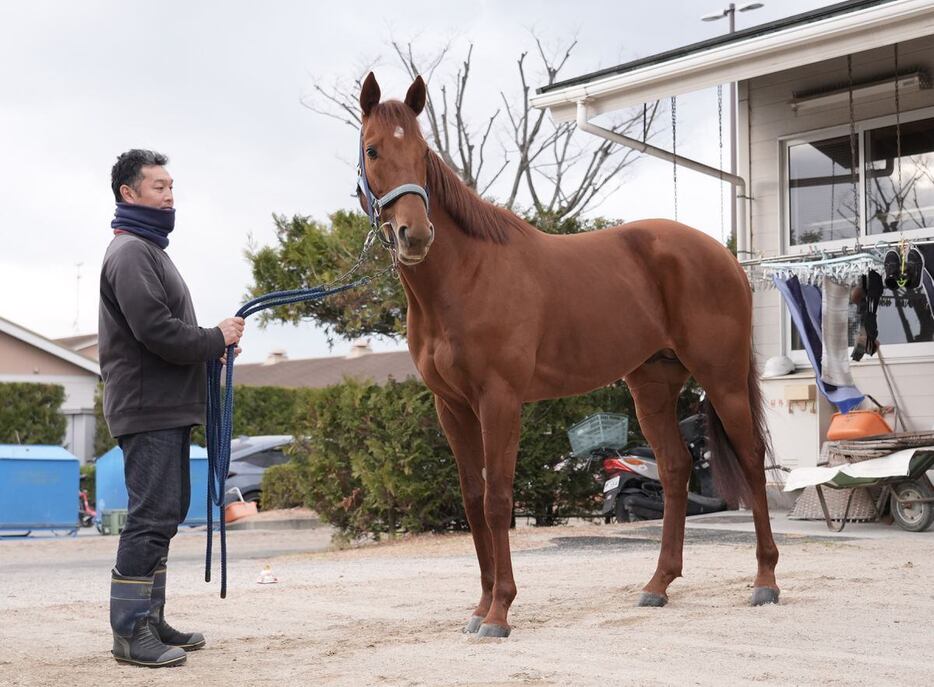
[
  {"xmin": 290, "ymin": 378, "xmax": 465, "ymax": 539},
  {"xmin": 260, "ymin": 461, "xmax": 306, "ymax": 510},
  {"xmin": 94, "ymin": 383, "xmax": 116, "ymax": 457},
  {"xmin": 0, "ymin": 382, "xmax": 66, "ymax": 445},
  {"xmin": 191, "ymin": 385, "xmax": 313, "ymax": 446}
]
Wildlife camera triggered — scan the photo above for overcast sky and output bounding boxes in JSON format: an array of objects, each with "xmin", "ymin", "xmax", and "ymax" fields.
[{"xmin": 0, "ymin": 0, "xmax": 837, "ymax": 363}]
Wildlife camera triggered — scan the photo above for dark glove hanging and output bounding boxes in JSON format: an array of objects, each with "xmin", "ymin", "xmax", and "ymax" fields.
[
  {"xmin": 853, "ymin": 270, "xmax": 883, "ymax": 361},
  {"xmin": 865, "ymin": 269, "xmax": 883, "ymax": 356}
]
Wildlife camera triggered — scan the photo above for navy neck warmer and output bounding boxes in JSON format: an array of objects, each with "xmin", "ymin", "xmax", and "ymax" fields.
[{"xmin": 112, "ymin": 202, "xmax": 175, "ymax": 249}]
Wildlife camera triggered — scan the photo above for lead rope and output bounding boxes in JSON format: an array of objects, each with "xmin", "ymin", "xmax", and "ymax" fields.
[{"xmin": 204, "ymin": 232, "xmax": 392, "ymax": 598}]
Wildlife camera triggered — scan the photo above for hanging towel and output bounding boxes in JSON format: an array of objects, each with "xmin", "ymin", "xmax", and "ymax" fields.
[
  {"xmin": 773, "ymin": 275, "xmax": 864, "ymax": 413},
  {"xmin": 821, "ymin": 277, "xmax": 858, "ymax": 387}
]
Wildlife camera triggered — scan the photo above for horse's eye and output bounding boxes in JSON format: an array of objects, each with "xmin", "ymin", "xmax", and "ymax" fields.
[{"xmin": 366, "ymin": 146, "xmax": 378, "ymax": 160}]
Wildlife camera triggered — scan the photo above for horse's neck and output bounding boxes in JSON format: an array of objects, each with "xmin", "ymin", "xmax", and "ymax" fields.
[{"xmin": 399, "ymin": 202, "xmax": 528, "ymax": 318}]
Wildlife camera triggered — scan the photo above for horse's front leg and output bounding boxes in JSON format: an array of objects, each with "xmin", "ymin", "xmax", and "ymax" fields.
[
  {"xmin": 475, "ymin": 385, "xmax": 522, "ymax": 638},
  {"xmin": 435, "ymin": 396, "xmax": 494, "ymax": 633}
]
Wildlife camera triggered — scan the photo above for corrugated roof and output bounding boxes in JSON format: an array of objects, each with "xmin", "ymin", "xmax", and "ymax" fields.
[{"xmin": 232, "ymin": 350, "xmax": 419, "ymax": 389}]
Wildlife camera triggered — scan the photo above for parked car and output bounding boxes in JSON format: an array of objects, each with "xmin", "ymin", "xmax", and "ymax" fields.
[{"xmin": 224, "ymin": 435, "xmax": 293, "ymax": 509}]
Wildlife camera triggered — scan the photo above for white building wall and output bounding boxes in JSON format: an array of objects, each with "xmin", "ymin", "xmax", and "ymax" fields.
[{"xmin": 743, "ymin": 34, "xmax": 934, "ymax": 472}]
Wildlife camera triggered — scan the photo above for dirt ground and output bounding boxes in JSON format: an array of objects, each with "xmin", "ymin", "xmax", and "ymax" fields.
[{"xmin": 1, "ymin": 513, "xmax": 932, "ymax": 687}]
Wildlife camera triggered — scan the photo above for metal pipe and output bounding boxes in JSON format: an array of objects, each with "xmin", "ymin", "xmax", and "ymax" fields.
[{"xmin": 575, "ymin": 100, "xmax": 748, "ymax": 249}]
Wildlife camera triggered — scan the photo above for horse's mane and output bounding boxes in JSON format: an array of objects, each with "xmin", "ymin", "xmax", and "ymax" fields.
[
  {"xmin": 426, "ymin": 151, "xmax": 534, "ymax": 244},
  {"xmin": 372, "ymin": 101, "xmax": 531, "ymax": 245}
]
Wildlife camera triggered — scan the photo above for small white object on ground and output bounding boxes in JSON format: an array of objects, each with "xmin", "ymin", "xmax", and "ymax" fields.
[{"xmin": 257, "ymin": 562, "xmax": 278, "ymax": 584}]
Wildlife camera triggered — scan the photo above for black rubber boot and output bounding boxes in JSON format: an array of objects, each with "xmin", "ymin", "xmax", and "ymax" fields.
[
  {"xmin": 110, "ymin": 569, "xmax": 187, "ymax": 667},
  {"xmin": 149, "ymin": 558, "xmax": 206, "ymax": 651}
]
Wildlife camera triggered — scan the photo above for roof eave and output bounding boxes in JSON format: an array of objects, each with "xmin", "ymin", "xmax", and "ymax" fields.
[{"xmin": 531, "ymin": 0, "xmax": 934, "ymax": 122}]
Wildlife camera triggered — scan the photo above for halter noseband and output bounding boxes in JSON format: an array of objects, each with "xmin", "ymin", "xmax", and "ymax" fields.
[{"xmin": 355, "ymin": 132, "xmax": 430, "ymax": 248}]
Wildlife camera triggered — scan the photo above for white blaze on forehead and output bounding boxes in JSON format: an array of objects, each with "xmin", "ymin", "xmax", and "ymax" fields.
[{"xmin": 393, "ymin": 126, "xmax": 405, "ymax": 139}]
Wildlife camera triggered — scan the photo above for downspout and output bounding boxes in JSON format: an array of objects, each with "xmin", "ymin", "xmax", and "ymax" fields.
[{"xmin": 575, "ymin": 100, "xmax": 748, "ymax": 255}]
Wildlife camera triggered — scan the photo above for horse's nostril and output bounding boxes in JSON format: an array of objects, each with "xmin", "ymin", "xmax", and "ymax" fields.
[
  {"xmin": 428, "ymin": 224, "xmax": 435, "ymax": 242},
  {"xmin": 398, "ymin": 225, "xmax": 409, "ymax": 244}
]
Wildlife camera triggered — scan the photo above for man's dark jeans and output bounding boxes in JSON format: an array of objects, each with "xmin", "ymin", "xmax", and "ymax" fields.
[{"xmin": 115, "ymin": 426, "xmax": 192, "ymax": 577}]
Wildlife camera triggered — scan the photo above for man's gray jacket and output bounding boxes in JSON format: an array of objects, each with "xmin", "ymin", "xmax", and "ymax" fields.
[{"xmin": 99, "ymin": 233, "xmax": 225, "ymax": 437}]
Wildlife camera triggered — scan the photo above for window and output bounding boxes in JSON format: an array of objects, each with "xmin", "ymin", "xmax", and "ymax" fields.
[
  {"xmin": 865, "ymin": 119, "xmax": 934, "ymax": 235},
  {"xmin": 237, "ymin": 449, "xmax": 289, "ymax": 469},
  {"xmin": 786, "ymin": 113, "xmax": 934, "ymax": 245},
  {"xmin": 788, "ymin": 136, "xmax": 859, "ymax": 245},
  {"xmin": 784, "ymin": 110, "xmax": 934, "ymax": 354}
]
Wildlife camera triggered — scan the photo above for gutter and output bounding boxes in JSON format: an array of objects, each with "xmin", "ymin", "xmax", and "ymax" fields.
[{"xmin": 575, "ymin": 101, "xmax": 748, "ymax": 255}]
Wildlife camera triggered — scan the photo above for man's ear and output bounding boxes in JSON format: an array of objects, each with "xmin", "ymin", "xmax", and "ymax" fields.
[
  {"xmin": 119, "ymin": 184, "xmax": 136, "ymax": 203},
  {"xmin": 360, "ymin": 72, "xmax": 381, "ymax": 117},
  {"xmin": 404, "ymin": 75, "xmax": 426, "ymax": 116}
]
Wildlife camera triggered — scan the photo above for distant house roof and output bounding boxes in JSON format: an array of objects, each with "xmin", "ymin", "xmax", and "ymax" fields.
[
  {"xmin": 232, "ymin": 350, "xmax": 419, "ymax": 389},
  {"xmin": 0, "ymin": 316, "xmax": 100, "ymax": 376},
  {"xmin": 531, "ymin": 0, "xmax": 934, "ymax": 121},
  {"xmin": 54, "ymin": 333, "xmax": 99, "ymax": 360}
]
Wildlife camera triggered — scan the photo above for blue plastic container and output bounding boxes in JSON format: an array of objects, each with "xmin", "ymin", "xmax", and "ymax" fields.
[
  {"xmin": 94, "ymin": 444, "xmax": 220, "ymax": 527},
  {"xmin": 0, "ymin": 445, "xmax": 80, "ymax": 534}
]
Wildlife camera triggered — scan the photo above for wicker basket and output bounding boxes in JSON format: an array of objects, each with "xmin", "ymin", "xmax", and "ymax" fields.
[{"xmin": 789, "ymin": 431, "xmax": 934, "ymax": 522}]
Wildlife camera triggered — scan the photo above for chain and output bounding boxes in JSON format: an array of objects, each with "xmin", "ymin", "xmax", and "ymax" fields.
[
  {"xmin": 846, "ymin": 55, "xmax": 860, "ymax": 235},
  {"xmin": 894, "ymin": 43, "xmax": 903, "ymax": 228},
  {"xmin": 671, "ymin": 96, "xmax": 678, "ymax": 222}
]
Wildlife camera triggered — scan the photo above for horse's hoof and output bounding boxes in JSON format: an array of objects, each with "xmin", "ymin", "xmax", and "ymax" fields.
[
  {"xmin": 476, "ymin": 623, "xmax": 511, "ymax": 638},
  {"xmin": 636, "ymin": 592, "xmax": 668, "ymax": 608},
  {"xmin": 463, "ymin": 615, "xmax": 484, "ymax": 634},
  {"xmin": 751, "ymin": 587, "xmax": 780, "ymax": 606}
]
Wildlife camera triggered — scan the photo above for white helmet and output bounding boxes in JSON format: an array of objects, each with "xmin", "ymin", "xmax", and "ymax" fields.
[{"xmin": 762, "ymin": 355, "xmax": 795, "ymax": 378}]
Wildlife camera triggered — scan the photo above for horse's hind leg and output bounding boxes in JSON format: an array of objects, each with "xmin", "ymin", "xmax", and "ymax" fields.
[
  {"xmin": 700, "ymin": 376, "xmax": 780, "ymax": 605},
  {"xmin": 624, "ymin": 357, "xmax": 692, "ymax": 607},
  {"xmin": 435, "ymin": 397, "xmax": 495, "ymax": 632}
]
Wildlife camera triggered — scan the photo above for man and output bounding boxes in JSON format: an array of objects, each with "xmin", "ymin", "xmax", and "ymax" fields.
[{"xmin": 99, "ymin": 149, "xmax": 244, "ymax": 668}]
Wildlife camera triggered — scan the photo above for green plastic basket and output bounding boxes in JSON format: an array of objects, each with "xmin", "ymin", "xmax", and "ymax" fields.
[{"xmin": 567, "ymin": 413, "xmax": 629, "ymax": 455}]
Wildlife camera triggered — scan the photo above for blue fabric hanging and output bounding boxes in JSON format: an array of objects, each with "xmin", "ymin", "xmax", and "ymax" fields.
[{"xmin": 773, "ymin": 275, "xmax": 864, "ymax": 413}]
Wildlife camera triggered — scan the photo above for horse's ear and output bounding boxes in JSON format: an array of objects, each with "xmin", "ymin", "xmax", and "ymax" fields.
[
  {"xmin": 360, "ymin": 72, "xmax": 381, "ymax": 117},
  {"xmin": 404, "ymin": 75, "xmax": 426, "ymax": 116}
]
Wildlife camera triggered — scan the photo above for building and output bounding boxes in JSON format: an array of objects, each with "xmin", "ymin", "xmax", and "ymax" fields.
[
  {"xmin": 533, "ymin": 0, "xmax": 934, "ymax": 475},
  {"xmin": 0, "ymin": 317, "xmax": 100, "ymax": 463},
  {"xmin": 232, "ymin": 339, "xmax": 419, "ymax": 389}
]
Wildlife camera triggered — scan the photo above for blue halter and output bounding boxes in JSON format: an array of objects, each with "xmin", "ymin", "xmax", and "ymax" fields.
[{"xmin": 355, "ymin": 132, "xmax": 430, "ymax": 247}]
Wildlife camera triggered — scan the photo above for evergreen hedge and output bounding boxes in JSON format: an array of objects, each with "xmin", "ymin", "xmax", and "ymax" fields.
[{"xmin": 0, "ymin": 382, "xmax": 66, "ymax": 445}]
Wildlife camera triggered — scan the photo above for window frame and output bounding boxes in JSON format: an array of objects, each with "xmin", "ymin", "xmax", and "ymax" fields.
[{"xmin": 778, "ymin": 105, "xmax": 934, "ymax": 363}]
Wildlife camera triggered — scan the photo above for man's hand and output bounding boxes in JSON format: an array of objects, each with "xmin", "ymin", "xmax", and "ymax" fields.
[
  {"xmin": 219, "ymin": 346, "xmax": 242, "ymax": 366},
  {"xmin": 218, "ymin": 317, "xmax": 245, "ymax": 346}
]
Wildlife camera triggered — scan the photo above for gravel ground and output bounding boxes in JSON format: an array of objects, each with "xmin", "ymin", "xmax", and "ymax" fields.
[{"xmin": 1, "ymin": 513, "xmax": 932, "ymax": 686}]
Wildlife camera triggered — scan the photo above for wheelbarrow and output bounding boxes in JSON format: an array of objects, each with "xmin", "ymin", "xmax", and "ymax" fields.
[{"xmin": 784, "ymin": 448, "xmax": 934, "ymax": 533}]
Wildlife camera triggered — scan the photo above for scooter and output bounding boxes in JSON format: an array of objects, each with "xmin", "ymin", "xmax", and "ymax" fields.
[
  {"xmin": 597, "ymin": 414, "xmax": 728, "ymax": 523},
  {"xmin": 79, "ymin": 474, "xmax": 96, "ymax": 528}
]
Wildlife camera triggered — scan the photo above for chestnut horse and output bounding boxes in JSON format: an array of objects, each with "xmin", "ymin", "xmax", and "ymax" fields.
[{"xmin": 355, "ymin": 73, "xmax": 779, "ymax": 638}]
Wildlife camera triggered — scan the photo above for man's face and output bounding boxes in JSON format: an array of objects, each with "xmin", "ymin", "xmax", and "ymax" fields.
[{"xmin": 120, "ymin": 165, "xmax": 174, "ymax": 209}]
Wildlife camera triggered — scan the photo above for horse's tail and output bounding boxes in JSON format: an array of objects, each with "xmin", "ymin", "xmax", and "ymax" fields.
[{"xmin": 703, "ymin": 349, "xmax": 773, "ymax": 509}]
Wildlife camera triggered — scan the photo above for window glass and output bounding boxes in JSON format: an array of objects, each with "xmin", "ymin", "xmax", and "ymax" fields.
[
  {"xmin": 788, "ymin": 135, "xmax": 859, "ymax": 245},
  {"xmin": 865, "ymin": 117, "xmax": 934, "ymax": 234},
  {"xmin": 239, "ymin": 449, "xmax": 289, "ymax": 468}
]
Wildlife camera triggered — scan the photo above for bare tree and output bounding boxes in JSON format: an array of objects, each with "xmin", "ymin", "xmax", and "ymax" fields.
[{"xmin": 302, "ymin": 36, "xmax": 659, "ymax": 226}]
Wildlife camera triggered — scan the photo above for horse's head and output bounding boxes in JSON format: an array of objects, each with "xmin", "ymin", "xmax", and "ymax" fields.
[{"xmin": 357, "ymin": 72, "xmax": 434, "ymax": 266}]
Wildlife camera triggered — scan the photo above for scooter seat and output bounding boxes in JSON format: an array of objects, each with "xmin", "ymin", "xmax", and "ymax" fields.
[{"xmin": 625, "ymin": 446, "xmax": 656, "ymax": 459}]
